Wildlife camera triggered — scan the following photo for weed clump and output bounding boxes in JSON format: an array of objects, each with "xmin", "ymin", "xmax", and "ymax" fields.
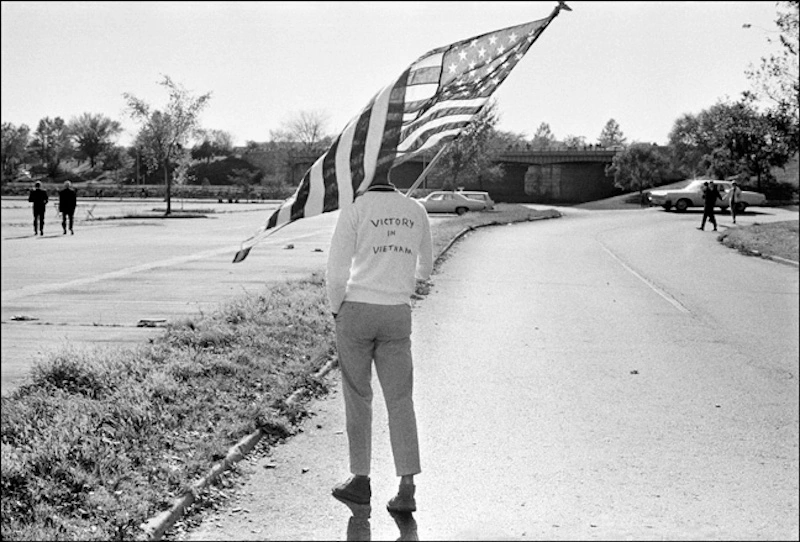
[{"xmin": 1, "ymin": 274, "xmax": 335, "ymax": 541}]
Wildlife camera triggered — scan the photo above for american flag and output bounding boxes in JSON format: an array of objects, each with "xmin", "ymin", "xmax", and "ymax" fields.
[{"xmin": 233, "ymin": 4, "xmax": 567, "ymax": 263}]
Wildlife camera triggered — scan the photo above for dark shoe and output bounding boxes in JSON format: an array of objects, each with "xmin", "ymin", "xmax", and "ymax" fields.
[
  {"xmin": 333, "ymin": 476, "xmax": 371, "ymax": 505},
  {"xmin": 70, "ymin": 230, "xmax": 74, "ymax": 235},
  {"xmin": 387, "ymin": 484, "xmax": 416, "ymax": 513},
  {"xmin": 696, "ymin": 227, "xmax": 704, "ymax": 231},
  {"xmin": 63, "ymin": 230, "xmax": 67, "ymax": 235}
]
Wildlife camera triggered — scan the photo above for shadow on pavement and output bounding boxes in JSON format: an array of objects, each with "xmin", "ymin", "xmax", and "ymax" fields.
[{"xmin": 336, "ymin": 499, "xmax": 419, "ymax": 541}]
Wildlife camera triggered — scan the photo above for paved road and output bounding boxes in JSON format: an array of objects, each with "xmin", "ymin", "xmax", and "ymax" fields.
[
  {"xmin": 1, "ymin": 198, "xmax": 337, "ymax": 395},
  {"xmin": 180, "ymin": 205, "xmax": 798, "ymax": 541}
]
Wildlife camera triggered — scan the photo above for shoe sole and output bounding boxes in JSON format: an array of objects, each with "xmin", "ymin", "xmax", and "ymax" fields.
[{"xmin": 333, "ymin": 491, "xmax": 370, "ymax": 506}]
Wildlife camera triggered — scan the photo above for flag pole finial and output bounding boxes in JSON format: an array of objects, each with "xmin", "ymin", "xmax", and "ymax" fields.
[{"xmin": 557, "ymin": 1, "xmax": 573, "ymax": 13}]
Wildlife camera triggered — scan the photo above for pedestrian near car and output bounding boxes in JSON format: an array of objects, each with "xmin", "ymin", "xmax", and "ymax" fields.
[
  {"xmin": 726, "ymin": 181, "xmax": 743, "ymax": 224},
  {"xmin": 698, "ymin": 181, "xmax": 721, "ymax": 231},
  {"xmin": 326, "ymin": 180, "xmax": 434, "ymax": 514},
  {"xmin": 28, "ymin": 181, "xmax": 49, "ymax": 236},
  {"xmin": 58, "ymin": 181, "xmax": 77, "ymax": 235}
]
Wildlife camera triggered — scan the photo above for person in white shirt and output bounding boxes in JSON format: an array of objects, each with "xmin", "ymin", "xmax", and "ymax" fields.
[
  {"xmin": 326, "ymin": 181, "xmax": 433, "ymax": 514},
  {"xmin": 726, "ymin": 181, "xmax": 743, "ymax": 224}
]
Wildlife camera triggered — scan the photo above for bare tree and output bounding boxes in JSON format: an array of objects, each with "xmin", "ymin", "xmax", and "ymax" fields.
[
  {"xmin": 124, "ymin": 76, "xmax": 211, "ymax": 215},
  {"xmin": 270, "ymin": 110, "xmax": 330, "ymax": 152},
  {"xmin": 598, "ymin": 119, "xmax": 627, "ymax": 148}
]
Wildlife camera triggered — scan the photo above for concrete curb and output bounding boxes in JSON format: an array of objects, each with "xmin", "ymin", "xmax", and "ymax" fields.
[
  {"xmin": 138, "ymin": 211, "xmax": 561, "ymax": 540},
  {"xmin": 763, "ymin": 254, "xmax": 799, "ymax": 267},
  {"xmin": 434, "ymin": 212, "xmax": 562, "ymax": 266},
  {"xmin": 138, "ymin": 353, "xmax": 337, "ymax": 541}
]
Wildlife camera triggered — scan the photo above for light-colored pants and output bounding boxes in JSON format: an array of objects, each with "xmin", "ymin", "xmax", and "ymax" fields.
[{"xmin": 335, "ymin": 301, "xmax": 421, "ymax": 477}]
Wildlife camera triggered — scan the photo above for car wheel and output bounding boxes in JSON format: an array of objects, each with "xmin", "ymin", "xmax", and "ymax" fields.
[
  {"xmin": 675, "ymin": 199, "xmax": 690, "ymax": 212},
  {"xmin": 735, "ymin": 202, "xmax": 747, "ymax": 213},
  {"xmin": 455, "ymin": 207, "xmax": 468, "ymax": 215}
]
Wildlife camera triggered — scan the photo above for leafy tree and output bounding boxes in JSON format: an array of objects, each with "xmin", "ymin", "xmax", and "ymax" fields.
[
  {"xmin": 744, "ymin": 0, "xmax": 799, "ymax": 122},
  {"xmin": 270, "ymin": 110, "xmax": 331, "ymax": 153},
  {"xmin": 191, "ymin": 129, "xmax": 233, "ymax": 163},
  {"xmin": 68, "ymin": 113, "xmax": 122, "ymax": 168},
  {"xmin": 426, "ymin": 100, "xmax": 504, "ymax": 191},
  {"xmin": 605, "ymin": 143, "xmax": 671, "ymax": 205},
  {"xmin": 1, "ymin": 122, "xmax": 31, "ymax": 178},
  {"xmin": 124, "ymin": 76, "xmax": 211, "ymax": 215},
  {"xmin": 531, "ymin": 122, "xmax": 556, "ymax": 150},
  {"xmin": 227, "ymin": 167, "xmax": 262, "ymax": 199},
  {"xmin": 101, "ymin": 145, "xmax": 130, "ymax": 172},
  {"xmin": 669, "ymin": 99, "xmax": 796, "ymax": 190},
  {"xmin": 666, "ymin": 113, "xmax": 710, "ymax": 178},
  {"xmin": 562, "ymin": 134, "xmax": 587, "ymax": 148},
  {"xmin": 598, "ymin": 118, "xmax": 627, "ymax": 148},
  {"xmin": 486, "ymin": 129, "xmax": 529, "ymax": 152},
  {"xmin": 30, "ymin": 116, "xmax": 72, "ymax": 178}
]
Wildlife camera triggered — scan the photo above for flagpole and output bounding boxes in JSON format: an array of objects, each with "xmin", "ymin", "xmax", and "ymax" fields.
[
  {"xmin": 232, "ymin": 219, "xmax": 293, "ymax": 263},
  {"xmin": 404, "ymin": 144, "xmax": 449, "ymax": 198}
]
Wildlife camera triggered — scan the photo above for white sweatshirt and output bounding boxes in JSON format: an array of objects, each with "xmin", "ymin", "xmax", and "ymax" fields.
[{"xmin": 326, "ymin": 186, "xmax": 434, "ymax": 313}]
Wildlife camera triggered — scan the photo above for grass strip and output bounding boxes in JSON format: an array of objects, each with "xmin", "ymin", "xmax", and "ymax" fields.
[
  {"xmin": 1, "ymin": 204, "xmax": 557, "ymax": 541},
  {"xmin": 718, "ymin": 220, "xmax": 799, "ymax": 263}
]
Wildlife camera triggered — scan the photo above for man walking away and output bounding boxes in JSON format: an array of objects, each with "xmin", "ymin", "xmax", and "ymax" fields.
[
  {"xmin": 326, "ymin": 180, "xmax": 434, "ymax": 514},
  {"xmin": 28, "ymin": 181, "xmax": 49, "ymax": 236},
  {"xmin": 59, "ymin": 181, "xmax": 77, "ymax": 234},
  {"xmin": 698, "ymin": 181, "xmax": 721, "ymax": 231}
]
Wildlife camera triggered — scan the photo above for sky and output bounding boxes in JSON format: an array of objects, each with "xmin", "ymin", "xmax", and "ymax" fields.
[{"xmin": 1, "ymin": 1, "xmax": 783, "ymax": 149}]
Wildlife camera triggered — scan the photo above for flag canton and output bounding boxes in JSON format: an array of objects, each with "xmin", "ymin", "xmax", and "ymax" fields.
[{"xmin": 440, "ymin": 19, "xmax": 546, "ymax": 99}]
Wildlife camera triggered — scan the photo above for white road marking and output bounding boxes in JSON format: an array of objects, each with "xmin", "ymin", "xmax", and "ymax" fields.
[
  {"xmin": 600, "ymin": 244, "xmax": 691, "ymax": 315},
  {"xmin": 2, "ymin": 232, "xmax": 321, "ymax": 302}
]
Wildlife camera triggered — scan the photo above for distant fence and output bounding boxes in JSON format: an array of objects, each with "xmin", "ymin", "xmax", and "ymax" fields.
[{"xmin": 0, "ymin": 182, "xmax": 293, "ymax": 201}]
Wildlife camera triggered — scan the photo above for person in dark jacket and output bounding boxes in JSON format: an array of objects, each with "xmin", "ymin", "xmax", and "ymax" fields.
[
  {"xmin": 28, "ymin": 181, "xmax": 49, "ymax": 236},
  {"xmin": 698, "ymin": 181, "xmax": 721, "ymax": 231},
  {"xmin": 58, "ymin": 181, "xmax": 77, "ymax": 234}
]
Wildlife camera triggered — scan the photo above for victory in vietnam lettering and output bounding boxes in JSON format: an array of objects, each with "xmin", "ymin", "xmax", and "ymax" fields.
[{"xmin": 370, "ymin": 218, "xmax": 415, "ymax": 229}]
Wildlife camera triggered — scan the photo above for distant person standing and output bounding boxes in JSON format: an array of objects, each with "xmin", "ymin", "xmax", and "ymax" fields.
[
  {"xmin": 698, "ymin": 181, "xmax": 721, "ymax": 231},
  {"xmin": 28, "ymin": 181, "xmax": 49, "ymax": 236},
  {"xmin": 58, "ymin": 180, "xmax": 77, "ymax": 235},
  {"xmin": 726, "ymin": 181, "xmax": 743, "ymax": 224}
]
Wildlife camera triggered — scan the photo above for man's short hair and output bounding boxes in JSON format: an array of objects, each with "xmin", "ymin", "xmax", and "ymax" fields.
[{"xmin": 34, "ymin": 181, "xmax": 41, "ymax": 188}]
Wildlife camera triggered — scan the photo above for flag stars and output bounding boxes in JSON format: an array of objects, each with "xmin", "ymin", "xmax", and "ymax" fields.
[{"xmin": 509, "ymin": 32, "xmax": 518, "ymax": 43}]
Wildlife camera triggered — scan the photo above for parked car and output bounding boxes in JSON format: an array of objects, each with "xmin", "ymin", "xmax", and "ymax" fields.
[
  {"xmin": 416, "ymin": 191, "xmax": 488, "ymax": 214},
  {"xmin": 648, "ymin": 180, "xmax": 767, "ymax": 213},
  {"xmin": 457, "ymin": 190, "xmax": 495, "ymax": 210}
]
